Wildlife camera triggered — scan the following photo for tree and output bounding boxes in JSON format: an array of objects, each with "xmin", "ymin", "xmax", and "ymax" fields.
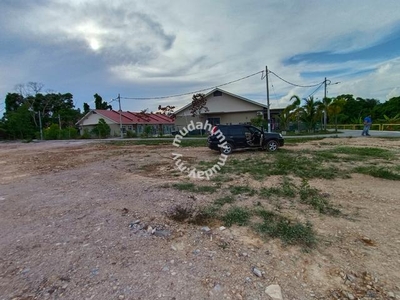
[
  {"xmin": 316, "ymin": 97, "xmax": 332, "ymax": 130},
  {"xmin": 91, "ymin": 118, "xmax": 110, "ymax": 138},
  {"xmin": 190, "ymin": 93, "xmax": 209, "ymax": 117},
  {"xmin": 83, "ymin": 102, "xmax": 91, "ymax": 114},
  {"xmin": 300, "ymin": 96, "xmax": 318, "ymax": 132},
  {"xmin": 328, "ymin": 97, "xmax": 346, "ymax": 132},
  {"xmin": 157, "ymin": 105, "xmax": 175, "ymax": 116},
  {"xmin": 277, "ymin": 95, "xmax": 301, "ymax": 131},
  {"xmin": 94, "ymin": 93, "xmax": 112, "ymax": 110}
]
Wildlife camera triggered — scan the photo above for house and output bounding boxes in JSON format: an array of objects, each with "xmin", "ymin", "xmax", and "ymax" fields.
[
  {"xmin": 76, "ymin": 109, "xmax": 175, "ymax": 136},
  {"xmin": 173, "ymin": 88, "xmax": 283, "ymax": 131}
]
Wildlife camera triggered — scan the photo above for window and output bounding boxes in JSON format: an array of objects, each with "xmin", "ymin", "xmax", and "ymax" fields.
[
  {"xmin": 213, "ymin": 91, "xmax": 222, "ymax": 97},
  {"xmin": 229, "ymin": 126, "xmax": 243, "ymax": 135},
  {"xmin": 127, "ymin": 125, "xmax": 133, "ymax": 131},
  {"xmin": 207, "ymin": 117, "xmax": 220, "ymax": 125}
]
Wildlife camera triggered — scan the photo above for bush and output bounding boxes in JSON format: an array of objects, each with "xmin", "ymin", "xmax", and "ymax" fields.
[{"xmin": 126, "ymin": 130, "xmax": 137, "ymax": 138}]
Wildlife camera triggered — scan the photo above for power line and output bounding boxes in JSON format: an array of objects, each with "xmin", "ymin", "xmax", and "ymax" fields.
[
  {"xmin": 269, "ymin": 70, "xmax": 324, "ymax": 88},
  {"xmin": 308, "ymin": 82, "xmax": 324, "ymax": 98},
  {"xmin": 120, "ymin": 70, "xmax": 263, "ymax": 100}
]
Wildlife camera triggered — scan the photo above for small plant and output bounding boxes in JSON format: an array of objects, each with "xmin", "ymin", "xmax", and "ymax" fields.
[
  {"xmin": 166, "ymin": 204, "xmax": 194, "ymax": 222},
  {"xmin": 354, "ymin": 166, "xmax": 400, "ymax": 180},
  {"xmin": 299, "ymin": 180, "xmax": 340, "ymax": 215},
  {"xmin": 259, "ymin": 176, "xmax": 296, "ymax": 198},
  {"xmin": 214, "ymin": 196, "xmax": 235, "ymax": 207},
  {"xmin": 255, "ymin": 209, "xmax": 316, "ymax": 248},
  {"xmin": 222, "ymin": 206, "xmax": 251, "ymax": 226},
  {"xmin": 171, "ymin": 183, "xmax": 219, "ymax": 194},
  {"xmin": 229, "ymin": 185, "xmax": 256, "ymax": 196}
]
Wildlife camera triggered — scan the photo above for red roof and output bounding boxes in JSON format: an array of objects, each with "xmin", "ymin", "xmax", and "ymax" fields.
[{"xmin": 94, "ymin": 110, "xmax": 174, "ymax": 125}]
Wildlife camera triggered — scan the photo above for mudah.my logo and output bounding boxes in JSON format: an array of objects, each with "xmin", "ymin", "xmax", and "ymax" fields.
[{"xmin": 172, "ymin": 121, "xmax": 228, "ymax": 180}]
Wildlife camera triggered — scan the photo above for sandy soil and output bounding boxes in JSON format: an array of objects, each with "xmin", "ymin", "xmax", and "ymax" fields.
[{"xmin": 0, "ymin": 138, "xmax": 399, "ymax": 300}]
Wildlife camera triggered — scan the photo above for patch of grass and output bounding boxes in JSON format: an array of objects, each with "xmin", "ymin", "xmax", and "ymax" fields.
[
  {"xmin": 354, "ymin": 166, "xmax": 400, "ymax": 180},
  {"xmin": 254, "ymin": 209, "xmax": 316, "ymax": 248},
  {"xmin": 259, "ymin": 177, "xmax": 297, "ymax": 198},
  {"xmin": 299, "ymin": 180, "xmax": 341, "ymax": 215},
  {"xmin": 284, "ymin": 137, "xmax": 326, "ymax": 144},
  {"xmin": 189, "ymin": 206, "xmax": 219, "ymax": 225},
  {"xmin": 222, "ymin": 206, "xmax": 251, "ymax": 226},
  {"xmin": 229, "ymin": 185, "xmax": 256, "ymax": 196},
  {"xmin": 214, "ymin": 195, "xmax": 235, "ymax": 207},
  {"xmin": 172, "ymin": 182, "xmax": 219, "ymax": 193},
  {"xmin": 210, "ymin": 175, "xmax": 232, "ymax": 183},
  {"xmin": 335, "ymin": 146, "xmax": 395, "ymax": 160}
]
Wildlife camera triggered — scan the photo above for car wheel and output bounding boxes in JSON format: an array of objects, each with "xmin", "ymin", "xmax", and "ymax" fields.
[
  {"xmin": 220, "ymin": 142, "xmax": 233, "ymax": 155},
  {"xmin": 266, "ymin": 140, "xmax": 279, "ymax": 152}
]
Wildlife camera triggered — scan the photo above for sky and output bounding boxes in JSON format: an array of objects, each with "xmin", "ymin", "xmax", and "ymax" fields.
[{"xmin": 1, "ymin": 0, "xmax": 400, "ymax": 115}]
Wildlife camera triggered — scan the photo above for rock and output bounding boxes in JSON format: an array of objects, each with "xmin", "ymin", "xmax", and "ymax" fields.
[
  {"xmin": 219, "ymin": 226, "xmax": 226, "ymax": 231},
  {"xmin": 201, "ymin": 226, "xmax": 211, "ymax": 232},
  {"xmin": 193, "ymin": 249, "xmax": 200, "ymax": 255},
  {"xmin": 265, "ymin": 284, "xmax": 283, "ymax": 300},
  {"xmin": 245, "ymin": 277, "xmax": 252, "ymax": 283},
  {"xmin": 252, "ymin": 267, "xmax": 262, "ymax": 277},
  {"xmin": 153, "ymin": 230, "xmax": 171, "ymax": 237},
  {"xmin": 147, "ymin": 226, "xmax": 153, "ymax": 233},
  {"xmin": 346, "ymin": 274, "xmax": 356, "ymax": 282},
  {"xmin": 347, "ymin": 293, "xmax": 355, "ymax": 300},
  {"xmin": 388, "ymin": 292, "xmax": 395, "ymax": 298}
]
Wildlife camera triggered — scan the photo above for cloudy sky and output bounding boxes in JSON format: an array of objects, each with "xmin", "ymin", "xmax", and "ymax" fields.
[{"xmin": 1, "ymin": 0, "xmax": 400, "ymax": 114}]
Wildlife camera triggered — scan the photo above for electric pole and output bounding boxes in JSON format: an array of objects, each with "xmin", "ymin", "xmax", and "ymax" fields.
[
  {"xmin": 323, "ymin": 77, "xmax": 327, "ymax": 131},
  {"xmin": 265, "ymin": 66, "xmax": 271, "ymax": 133},
  {"xmin": 118, "ymin": 93, "xmax": 123, "ymax": 138}
]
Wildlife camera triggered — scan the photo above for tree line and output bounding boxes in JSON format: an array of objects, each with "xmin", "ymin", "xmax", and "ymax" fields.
[
  {"xmin": 274, "ymin": 94, "xmax": 400, "ymax": 133},
  {"xmin": 0, "ymin": 82, "xmax": 112, "ymax": 140}
]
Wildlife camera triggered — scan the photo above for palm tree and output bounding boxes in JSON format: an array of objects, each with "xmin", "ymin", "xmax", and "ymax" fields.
[
  {"xmin": 328, "ymin": 97, "xmax": 346, "ymax": 132},
  {"xmin": 300, "ymin": 96, "xmax": 319, "ymax": 132},
  {"xmin": 277, "ymin": 95, "xmax": 301, "ymax": 131}
]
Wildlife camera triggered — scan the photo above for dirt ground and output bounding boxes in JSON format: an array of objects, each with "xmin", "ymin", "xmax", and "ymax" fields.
[{"xmin": 0, "ymin": 138, "xmax": 399, "ymax": 300}]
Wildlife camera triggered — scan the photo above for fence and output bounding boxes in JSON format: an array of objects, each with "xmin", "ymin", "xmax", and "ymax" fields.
[{"xmin": 326, "ymin": 124, "xmax": 400, "ymax": 131}]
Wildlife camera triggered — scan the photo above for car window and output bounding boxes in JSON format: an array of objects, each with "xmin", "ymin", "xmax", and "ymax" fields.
[{"xmin": 229, "ymin": 126, "xmax": 244, "ymax": 135}]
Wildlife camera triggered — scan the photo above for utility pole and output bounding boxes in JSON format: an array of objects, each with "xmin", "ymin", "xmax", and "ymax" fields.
[
  {"xmin": 58, "ymin": 114, "xmax": 61, "ymax": 130},
  {"xmin": 265, "ymin": 66, "xmax": 271, "ymax": 133},
  {"xmin": 38, "ymin": 111, "xmax": 43, "ymax": 140},
  {"xmin": 118, "ymin": 93, "xmax": 123, "ymax": 138},
  {"xmin": 323, "ymin": 77, "xmax": 327, "ymax": 130}
]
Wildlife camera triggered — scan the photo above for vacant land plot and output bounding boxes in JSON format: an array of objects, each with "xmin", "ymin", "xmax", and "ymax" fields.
[{"xmin": 0, "ymin": 137, "xmax": 399, "ymax": 300}]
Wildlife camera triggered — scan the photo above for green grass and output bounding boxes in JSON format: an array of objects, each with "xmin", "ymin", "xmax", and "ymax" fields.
[
  {"xmin": 214, "ymin": 195, "xmax": 235, "ymax": 207},
  {"xmin": 259, "ymin": 177, "xmax": 297, "ymax": 198},
  {"xmin": 299, "ymin": 180, "xmax": 341, "ymax": 215},
  {"xmin": 354, "ymin": 166, "xmax": 400, "ymax": 180},
  {"xmin": 335, "ymin": 146, "xmax": 395, "ymax": 160},
  {"xmin": 171, "ymin": 182, "xmax": 219, "ymax": 193},
  {"xmin": 229, "ymin": 185, "xmax": 256, "ymax": 196},
  {"xmin": 222, "ymin": 206, "xmax": 251, "ymax": 226},
  {"xmin": 254, "ymin": 209, "xmax": 316, "ymax": 248}
]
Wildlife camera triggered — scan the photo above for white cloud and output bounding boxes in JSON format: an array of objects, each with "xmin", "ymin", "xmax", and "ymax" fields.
[{"xmin": 1, "ymin": 0, "xmax": 400, "ymax": 112}]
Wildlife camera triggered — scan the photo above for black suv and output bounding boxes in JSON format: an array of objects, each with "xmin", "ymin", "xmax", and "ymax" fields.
[{"xmin": 207, "ymin": 124, "xmax": 284, "ymax": 155}]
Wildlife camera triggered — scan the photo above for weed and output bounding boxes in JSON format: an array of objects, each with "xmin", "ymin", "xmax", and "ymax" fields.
[
  {"xmin": 229, "ymin": 185, "xmax": 256, "ymax": 196},
  {"xmin": 354, "ymin": 166, "xmax": 400, "ymax": 180},
  {"xmin": 259, "ymin": 177, "xmax": 296, "ymax": 198},
  {"xmin": 166, "ymin": 204, "xmax": 194, "ymax": 222},
  {"xmin": 214, "ymin": 195, "xmax": 235, "ymax": 207},
  {"xmin": 335, "ymin": 146, "xmax": 395, "ymax": 160},
  {"xmin": 254, "ymin": 209, "xmax": 316, "ymax": 248},
  {"xmin": 189, "ymin": 206, "xmax": 219, "ymax": 225},
  {"xmin": 222, "ymin": 206, "xmax": 251, "ymax": 226},
  {"xmin": 172, "ymin": 182, "xmax": 219, "ymax": 193},
  {"xmin": 299, "ymin": 180, "xmax": 341, "ymax": 215}
]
